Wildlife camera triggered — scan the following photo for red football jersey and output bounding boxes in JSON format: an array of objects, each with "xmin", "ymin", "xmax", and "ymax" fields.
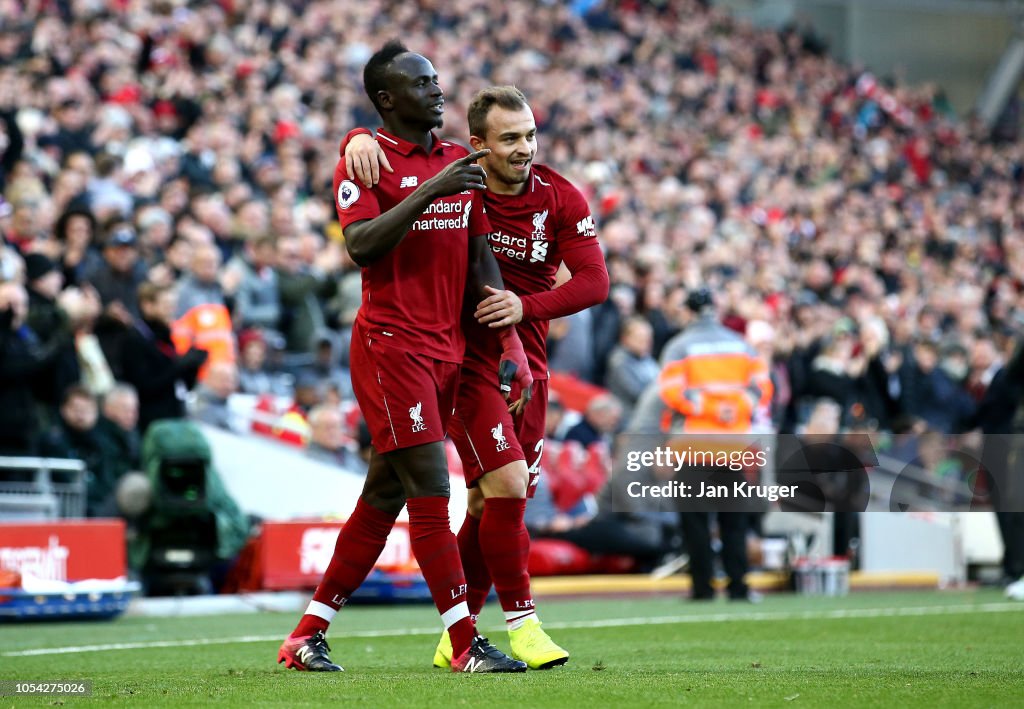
[
  {"xmin": 462, "ymin": 164, "xmax": 601, "ymax": 380},
  {"xmin": 334, "ymin": 130, "xmax": 491, "ymax": 363}
]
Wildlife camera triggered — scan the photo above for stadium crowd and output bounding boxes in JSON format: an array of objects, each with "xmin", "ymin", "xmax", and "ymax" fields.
[{"xmin": 1, "ymin": 0, "xmax": 1023, "ymax": 573}]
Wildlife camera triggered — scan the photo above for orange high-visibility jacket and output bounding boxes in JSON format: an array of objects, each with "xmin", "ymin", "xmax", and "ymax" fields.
[
  {"xmin": 172, "ymin": 303, "xmax": 237, "ymax": 381},
  {"xmin": 654, "ymin": 317, "xmax": 773, "ymax": 433}
]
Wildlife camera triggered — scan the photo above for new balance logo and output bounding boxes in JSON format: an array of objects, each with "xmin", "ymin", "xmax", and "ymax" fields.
[
  {"xmin": 576, "ymin": 215, "xmax": 596, "ymax": 238},
  {"xmin": 297, "ymin": 646, "xmax": 315, "ymax": 665},
  {"xmin": 399, "ymin": 176, "xmax": 418, "ymax": 188},
  {"xmin": 464, "ymin": 656, "xmax": 483, "ymax": 673}
]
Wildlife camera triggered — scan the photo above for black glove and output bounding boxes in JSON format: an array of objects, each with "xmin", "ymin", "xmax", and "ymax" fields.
[{"xmin": 178, "ymin": 347, "xmax": 209, "ymax": 371}]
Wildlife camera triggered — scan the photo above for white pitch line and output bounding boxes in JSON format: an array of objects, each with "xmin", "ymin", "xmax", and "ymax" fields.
[
  {"xmin": 3, "ymin": 602, "xmax": 1022, "ymax": 658},
  {"xmin": 539, "ymin": 601, "xmax": 1024, "ymax": 630},
  {"xmin": 1, "ymin": 626, "xmax": 441, "ymax": 658}
]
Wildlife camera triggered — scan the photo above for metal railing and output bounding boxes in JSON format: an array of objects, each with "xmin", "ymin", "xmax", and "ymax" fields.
[{"xmin": 0, "ymin": 457, "xmax": 88, "ymax": 520}]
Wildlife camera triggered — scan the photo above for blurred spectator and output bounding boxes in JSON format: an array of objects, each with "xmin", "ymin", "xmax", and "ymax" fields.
[
  {"xmin": 547, "ymin": 311, "xmax": 596, "ymax": 382},
  {"xmin": 175, "ymin": 242, "xmax": 226, "ymax": 318},
  {"xmin": 47, "ymin": 97, "xmax": 94, "ymax": 158},
  {"xmin": 251, "ymin": 370, "xmax": 321, "ymax": 447},
  {"xmin": 236, "ymin": 329, "xmax": 266, "ymax": 394},
  {"xmin": 87, "ymin": 152, "xmax": 133, "ymax": 222},
  {"xmin": 899, "ymin": 339, "xmax": 975, "ymax": 433},
  {"xmin": 224, "ymin": 234, "xmax": 281, "ymax": 333},
  {"xmin": 121, "ymin": 281, "xmax": 207, "ymax": 432},
  {"xmin": 275, "ymin": 235, "xmax": 339, "ymax": 354},
  {"xmin": 746, "ymin": 319, "xmax": 784, "ymax": 430},
  {"xmin": 591, "ymin": 284, "xmax": 636, "ymax": 385},
  {"xmin": 805, "ymin": 318, "xmax": 899, "ymax": 430},
  {"xmin": 299, "ymin": 334, "xmax": 353, "ymax": 401},
  {"xmin": 25, "ymin": 253, "xmax": 65, "ymax": 336},
  {"xmin": 291, "ymin": 371, "xmax": 324, "ymax": 418},
  {"xmin": 96, "ymin": 383, "xmax": 141, "ymax": 478},
  {"xmin": 135, "ymin": 206, "xmax": 175, "ymax": 269},
  {"xmin": 3, "ymin": 179, "xmax": 46, "ymax": 251},
  {"xmin": 545, "ymin": 394, "xmax": 578, "ymax": 442},
  {"xmin": 565, "ymin": 393, "xmax": 623, "ymax": 448},
  {"xmin": 24, "ymin": 252, "xmax": 80, "ymax": 413},
  {"xmin": 305, "ymin": 404, "xmax": 368, "ymax": 473},
  {"xmin": 82, "ymin": 223, "xmax": 146, "ymax": 323},
  {"xmin": 191, "ymin": 361, "xmax": 239, "ymax": 430},
  {"xmin": 964, "ymin": 340, "xmax": 1024, "ymax": 589},
  {"xmin": 966, "ymin": 337, "xmax": 1002, "ymax": 402},
  {"xmin": 605, "ymin": 315, "xmax": 659, "ymax": 414},
  {"xmin": 236, "ymin": 328, "xmax": 291, "ymax": 396},
  {"xmin": 58, "ymin": 284, "xmax": 114, "ymax": 396},
  {"xmin": 53, "ymin": 206, "xmax": 101, "ymax": 287},
  {"xmin": 0, "ymin": 108, "xmax": 24, "ymax": 194},
  {"xmin": 525, "ymin": 472, "xmax": 667, "ymax": 570},
  {"xmin": 38, "ymin": 385, "xmax": 118, "ymax": 517},
  {"xmin": 0, "ymin": 280, "xmax": 72, "ymax": 452}
]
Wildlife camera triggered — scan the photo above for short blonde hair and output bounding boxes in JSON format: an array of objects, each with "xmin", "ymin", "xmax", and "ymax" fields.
[{"xmin": 467, "ymin": 86, "xmax": 529, "ymax": 138}]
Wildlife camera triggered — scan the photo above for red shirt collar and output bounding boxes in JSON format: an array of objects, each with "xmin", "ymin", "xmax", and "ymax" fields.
[{"xmin": 375, "ymin": 129, "xmax": 446, "ymax": 156}]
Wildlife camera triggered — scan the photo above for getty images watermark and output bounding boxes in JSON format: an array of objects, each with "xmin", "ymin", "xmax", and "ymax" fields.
[
  {"xmin": 609, "ymin": 433, "xmax": 1024, "ymax": 513},
  {"xmin": 624, "ymin": 446, "xmax": 798, "ymax": 503}
]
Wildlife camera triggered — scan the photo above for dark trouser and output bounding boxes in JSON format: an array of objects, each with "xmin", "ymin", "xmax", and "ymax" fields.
[
  {"xmin": 680, "ymin": 512, "xmax": 749, "ymax": 599},
  {"xmin": 833, "ymin": 512, "xmax": 860, "ymax": 559},
  {"xmin": 996, "ymin": 511, "xmax": 1024, "ymax": 579}
]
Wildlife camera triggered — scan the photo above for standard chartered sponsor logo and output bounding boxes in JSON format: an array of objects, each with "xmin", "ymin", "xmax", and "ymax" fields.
[
  {"xmin": 411, "ymin": 198, "xmax": 469, "ymax": 231},
  {"xmin": 490, "ymin": 231, "xmax": 527, "ymax": 260},
  {"xmin": 423, "ymin": 200, "xmax": 465, "ymax": 215}
]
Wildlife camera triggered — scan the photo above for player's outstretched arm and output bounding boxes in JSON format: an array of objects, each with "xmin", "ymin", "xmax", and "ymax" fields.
[
  {"xmin": 343, "ymin": 130, "xmax": 392, "ymax": 188},
  {"xmin": 344, "ymin": 150, "xmax": 491, "ymax": 266}
]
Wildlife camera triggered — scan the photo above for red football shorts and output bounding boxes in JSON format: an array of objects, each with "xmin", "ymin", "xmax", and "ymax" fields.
[
  {"xmin": 349, "ymin": 323, "xmax": 459, "ymax": 454},
  {"xmin": 448, "ymin": 368, "xmax": 548, "ymax": 498}
]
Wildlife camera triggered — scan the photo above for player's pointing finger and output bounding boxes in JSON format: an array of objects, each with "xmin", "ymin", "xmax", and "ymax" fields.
[{"xmin": 461, "ymin": 149, "xmax": 491, "ymax": 164}]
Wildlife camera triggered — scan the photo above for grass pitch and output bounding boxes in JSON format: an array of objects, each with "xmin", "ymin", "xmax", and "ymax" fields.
[{"xmin": 1, "ymin": 589, "xmax": 1022, "ymax": 707}]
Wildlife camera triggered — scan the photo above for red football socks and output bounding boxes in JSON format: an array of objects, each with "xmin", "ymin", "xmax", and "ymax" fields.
[
  {"xmin": 457, "ymin": 512, "xmax": 492, "ymax": 619},
  {"xmin": 406, "ymin": 496, "xmax": 475, "ymax": 657},
  {"xmin": 479, "ymin": 497, "xmax": 535, "ymax": 626},
  {"xmin": 292, "ymin": 498, "xmax": 398, "ymax": 638}
]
